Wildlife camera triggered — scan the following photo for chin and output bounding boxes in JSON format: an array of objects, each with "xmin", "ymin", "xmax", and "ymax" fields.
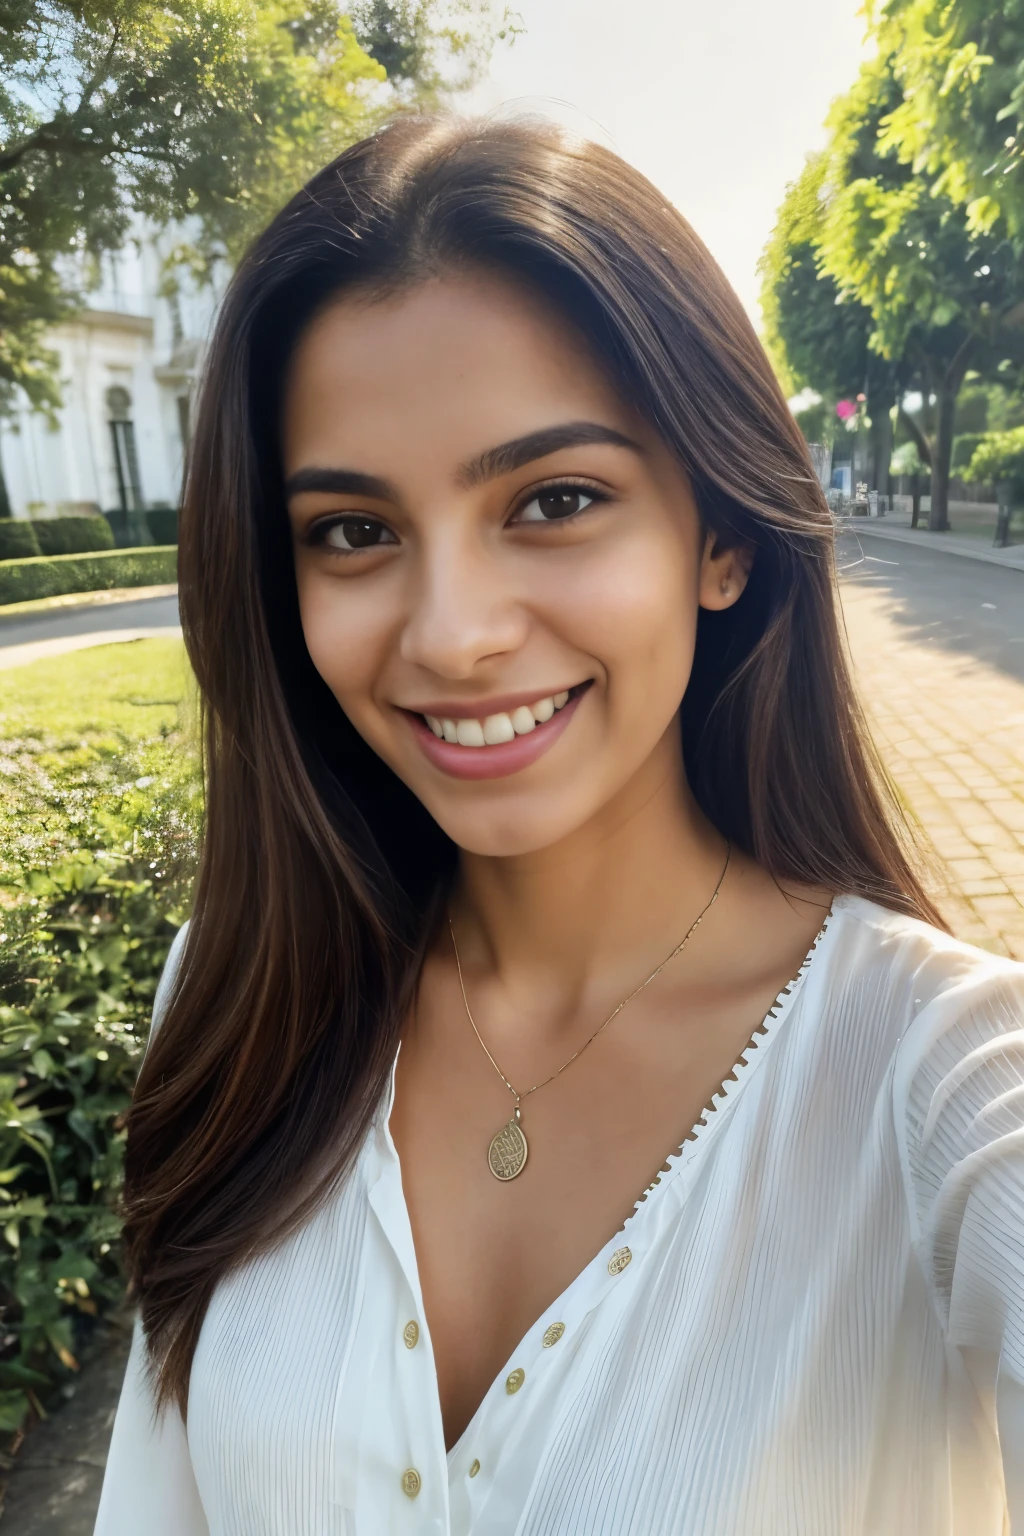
[{"xmin": 425, "ymin": 795, "xmax": 597, "ymax": 860}]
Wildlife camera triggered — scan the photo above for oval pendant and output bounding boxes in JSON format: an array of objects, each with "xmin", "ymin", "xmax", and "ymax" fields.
[{"xmin": 488, "ymin": 1117, "xmax": 528, "ymax": 1181}]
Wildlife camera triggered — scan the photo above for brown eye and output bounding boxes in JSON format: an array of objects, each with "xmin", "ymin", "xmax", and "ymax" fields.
[
  {"xmin": 320, "ymin": 516, "xmax": 397, "ymax": 551},
  {"xmin": 516, "ymin": 487, "xmax": 598, "ymax": 524}
]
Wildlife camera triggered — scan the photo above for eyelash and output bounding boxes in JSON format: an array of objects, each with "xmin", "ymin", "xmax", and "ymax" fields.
[{"xmin": 305, "ymin": 477, "xmax": 611, "ymax": 555}]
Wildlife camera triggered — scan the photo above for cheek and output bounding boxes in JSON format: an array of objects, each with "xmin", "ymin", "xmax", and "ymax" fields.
[
  {"xmin": 296, "ymin": 567, "xmax": 393, "ymax": 715},
  {"xmin": 544, "ymin": 533, "xmax": 698, "ymax": 706}
]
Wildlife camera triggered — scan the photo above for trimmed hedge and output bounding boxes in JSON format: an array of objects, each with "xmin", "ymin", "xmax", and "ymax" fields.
[
  {"xmin": 103, "ymin": 507, "xmax": 179, "ymax": 548},
  {"xmin": 0, "ymin": 521, "xmax": 42, "ymax": 561},
  {"xmin": 34, "ymin": 516, "xmax": 115, "ymax": 557},
  {"xmin": 0, "ymin": 546, "xmax": 177, "ymax": 606}
]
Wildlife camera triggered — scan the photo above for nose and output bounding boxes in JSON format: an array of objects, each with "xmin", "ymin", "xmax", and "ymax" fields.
[{"xmin": 399, "ymin": 527, "xmax": 528, "ymax": 680}]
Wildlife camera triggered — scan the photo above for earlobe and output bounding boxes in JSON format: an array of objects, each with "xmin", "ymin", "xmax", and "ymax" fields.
[{"xmin": 698, "ymin": 537, "xmax": 754, "ymax": 612}]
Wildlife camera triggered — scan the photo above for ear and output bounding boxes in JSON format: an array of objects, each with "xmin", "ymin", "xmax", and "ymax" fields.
[{"xmin": 697, "ymin": 532, "xmax": 754, "ymax": 612}]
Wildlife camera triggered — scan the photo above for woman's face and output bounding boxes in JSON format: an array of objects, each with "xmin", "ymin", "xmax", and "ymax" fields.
[{"xmin": 283, "ymin": 270, "xmax": 749, "ymax": 858}]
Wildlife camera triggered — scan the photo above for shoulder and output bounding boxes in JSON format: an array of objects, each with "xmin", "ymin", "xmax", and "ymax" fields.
[
  {"xmin": 830, "ymin": 901, "xmax": 1024, "ymax": 1299},
  {"xmin": 824, "ymin": 893, "xmax": 1023, "ymax": 1035}
]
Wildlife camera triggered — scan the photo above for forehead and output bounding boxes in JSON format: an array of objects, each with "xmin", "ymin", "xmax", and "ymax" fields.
[{"xmin": 280, "ymin": 269, "xmax": 641, "ymax": 475}]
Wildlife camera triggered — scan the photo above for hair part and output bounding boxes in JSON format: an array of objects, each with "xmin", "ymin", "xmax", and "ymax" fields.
[{"xmin": 121, "ymin": 113, "xmax": 943, "ymax": 1414}]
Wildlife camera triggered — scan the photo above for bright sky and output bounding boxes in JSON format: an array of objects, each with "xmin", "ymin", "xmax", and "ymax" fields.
[{"xmin": 462, "ymin": 0, "xmax": 872, "ymax": 325}]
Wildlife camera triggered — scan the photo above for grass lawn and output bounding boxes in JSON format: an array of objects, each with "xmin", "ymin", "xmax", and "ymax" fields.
[
  {"xmin": 0, "ymin": 636, "xmax": 192, "ymax": 742},
  {"xmin": 0, "ymin": 639, "xmax": 199, "ymax": 884}
]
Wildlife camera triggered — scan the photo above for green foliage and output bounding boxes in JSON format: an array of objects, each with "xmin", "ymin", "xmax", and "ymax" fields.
[
  {"xmin": 890, "ymin": 439, "xmax": 925, "ymax": 475},
  {"xmin": 962, "ymin": 425, "xmax": 1024, "ymax": 491},
  {"xmin": 761, "ymin": 30, "xmax": 1024, "ymax": 529},
  {"xmin": 871, "ymin": 0, "xmax": 1024, "ymax": 244},
  {"xmin": 0, "ymin": 638, "xmax": 199, "ymax": 1429},
  {"xmin": 0, "ymin": 546, "xmax": 177, "ymax": 605},
  {"xmin": 791, "ymin": 399, "xmax": 842, "ymax": 447},
  {"xmin": 0, "ymin": 0, "xmax": 512, "ymax": 402},
  {"xmin": 32, "ymin": 517, "xmax": 115, "ymax": 558},
  {"xmin": 951, "ymin": 431, "xmax": 986, "ymax": 470},
  {"xmin": 812, "ymin": 52, "xmax": 1024, "ymax": 373},
  {"xmin": 758, "ymin": 153, "xmax": 877, "ymax": 400},
  {"xmin": 104, "ymin": 508, "xmax": 179, "ymax": 549},
  {"xmin": 0, "ymin": 522, "xmax": 41, "ymax": 561}
]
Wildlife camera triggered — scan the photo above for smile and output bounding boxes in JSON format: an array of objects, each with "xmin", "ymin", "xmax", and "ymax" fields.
[
  {"xmin": 424, "ymin": 689, "xmax": 572, "ymax": 745},
  {"xmin": 402, "ymin": 683, "xmax": 590, "ymax": 781}
]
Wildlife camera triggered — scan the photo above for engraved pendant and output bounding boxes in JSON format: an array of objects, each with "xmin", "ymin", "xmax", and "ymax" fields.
[{"xmin": 487, "ymin": 1107, "xmax": 528, "ymax": 1181}]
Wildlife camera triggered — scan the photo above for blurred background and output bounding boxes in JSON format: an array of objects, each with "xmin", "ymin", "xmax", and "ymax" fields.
[{"xmin": 1, "ymin": 0, "xmax": 1022, "ymax": 1526}]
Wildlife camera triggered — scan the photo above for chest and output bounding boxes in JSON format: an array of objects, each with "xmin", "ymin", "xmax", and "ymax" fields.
[
  {"xmin": 389, "ymin": 989, "xmax": 773, "ymax": 1447},
  {"xmin": 185, "ymin": 1083, "xmax": 945, "ymax": 1536}
]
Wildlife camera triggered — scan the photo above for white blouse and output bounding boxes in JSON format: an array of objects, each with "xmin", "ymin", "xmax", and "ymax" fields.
[{"xmin": 95, "ymin": 896, "xmax": 1024, "ymax": 1536}]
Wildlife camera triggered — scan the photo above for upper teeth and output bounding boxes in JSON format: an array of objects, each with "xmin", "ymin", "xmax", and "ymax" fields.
[{"xmin": 426, "ymin": 691, "xmax": 571, "ymax": 746}]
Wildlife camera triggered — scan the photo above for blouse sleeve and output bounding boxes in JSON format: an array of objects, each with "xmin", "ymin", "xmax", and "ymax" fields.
[
  {"xmin": 94, "ymin": 924, "xmax": 207, "ymax": 1535},
  {"xmin": 893, "ymin": 958, "xmax": 1024, "ymax": 1526},
  {"xmin": 93, "ymin": 1321, "xmax": 209, "ymax": 1535}
]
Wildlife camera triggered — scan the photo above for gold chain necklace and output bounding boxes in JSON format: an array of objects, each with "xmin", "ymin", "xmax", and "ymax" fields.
[{"xmin": 449, "ymin": 843, "xmax": 731, "ymax": 1182}]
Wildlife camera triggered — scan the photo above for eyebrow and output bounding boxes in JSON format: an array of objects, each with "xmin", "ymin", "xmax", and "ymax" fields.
[
  {"xmin": 283, "ymin": 467, "xmax": 398, "ymax": 501},
  {"xmin": 282, "ymin": 420, "xmax": 643, "ymax": 503},
  {"xmin": 455, "ymin": 421, "xmax": 644, "ymax": 488}
]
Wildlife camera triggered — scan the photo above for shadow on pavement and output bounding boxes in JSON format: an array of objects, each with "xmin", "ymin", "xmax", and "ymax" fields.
[{"xmin": 836, "ymin": 530, "xmax": 1024, "ymax": 687}]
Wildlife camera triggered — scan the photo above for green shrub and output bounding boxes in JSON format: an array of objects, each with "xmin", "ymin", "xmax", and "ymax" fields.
[
  {"xmin": 34, "ymin": 517, "xmax": 115, "ymax": 558},
  {"xmin": 0, "ymin": 523, "xmax": 42, "ymax": 562},
  {"xmin": 962, "ymin": 427, "xmax": 1024, "ymax": 495},
  {"xmin": 0, "ymin": 546, "xmax": 177, "ymax": 606},
  {"xmin": 0, "ymin": 639, "xmax": 200, "ymax": 1430},
  {"xmin": 146, "ymin": 508, "xmax": 178, "ymax": 546},
  {"xmin": 951, "ymin": 432, "xmax": 987, "ymax": 473},
  {"xmin": 102, "ymin": 509, "xmax": 178, "ymax": 548}
]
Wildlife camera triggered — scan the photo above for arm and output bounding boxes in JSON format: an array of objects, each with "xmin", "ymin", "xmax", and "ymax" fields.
[
  {"xmin": 93, "ymin": 1321, "xmax": 209, "ymax": 1535},
  {"xmin": 94, "ymin": 925, "xmax": 208, "ymax": 1533},
  {"xmin": 894, "ymin": 964, "xmax": 1024, "ymax": 1529}
]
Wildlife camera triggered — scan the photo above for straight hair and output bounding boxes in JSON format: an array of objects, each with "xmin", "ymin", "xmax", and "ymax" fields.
[{"xmin": 121, "ymin": 113, "xmax": 944, "ymax": 1413}]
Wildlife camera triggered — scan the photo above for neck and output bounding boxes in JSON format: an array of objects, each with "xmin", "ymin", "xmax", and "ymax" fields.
[{"xmin": 451, "ymin": 725, "xmax": 727, "ymax": 1006}]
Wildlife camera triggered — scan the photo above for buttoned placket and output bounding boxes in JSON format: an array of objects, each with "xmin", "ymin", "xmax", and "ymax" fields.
[
  {"xmin": 347, "ymin": 1056, "xmax": 450, "ymax": 1535},
  {"xmin": 346, "ymin": 1003, "xmax": 788, "ymax": 1535}
]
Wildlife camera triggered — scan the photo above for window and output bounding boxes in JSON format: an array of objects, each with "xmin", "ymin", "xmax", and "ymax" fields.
[{"xmin": 106, "ymin": 386, "xmax": 144, "ymax": 511}]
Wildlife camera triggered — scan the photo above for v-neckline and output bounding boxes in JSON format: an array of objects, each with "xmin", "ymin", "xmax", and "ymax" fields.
[{"xmin": 369, "ymin": 900, "xmax": 841, "ymax": 1459}]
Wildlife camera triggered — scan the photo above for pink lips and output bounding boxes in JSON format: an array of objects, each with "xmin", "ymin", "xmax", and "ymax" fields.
[{"xmin": 405, "ymin": 689, "xmax": 586, "ymax": 780}]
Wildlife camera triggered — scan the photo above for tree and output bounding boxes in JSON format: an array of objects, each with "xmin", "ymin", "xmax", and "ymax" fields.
[
  {"xmin": 0, "ymin": 0, "xmax": 513, "ymax": 511},
  {"xmin": 870, "ymin": 0, "xmax": 1024, "ymax": 246},
  {"xmin": 759, "ymin": 151, "xmax": 899, "ymax": 490},
  {"xmin": 762, "ymin": 47, "xmax": 1024, "ymax": 530}
]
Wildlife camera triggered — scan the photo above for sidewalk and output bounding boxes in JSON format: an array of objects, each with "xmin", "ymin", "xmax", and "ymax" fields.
[
  {"xmin": 840, "ymin": 576, "xmax": 1024, "ymax": 959},
  {"xmin": 836, "ymin": 512, "xmax": 1024, "ymax": 571}
]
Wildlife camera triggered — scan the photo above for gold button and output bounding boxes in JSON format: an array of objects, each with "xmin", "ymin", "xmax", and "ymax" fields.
[
  {"xmin": 403, "ymin": 1320, "xmax": 419, "ymax": 1349},
  {"xmin": 469, "ymin": 1458, "xmax": 481, "ymax": 1478},
  {"xmin": 400, "ymin": 1467, "xmax": 421, "ymax": 1498},
  {"xmin": 505, "ymin": 1366, "xmax": 526, "ymax": 1394},
  {"xmin": 542, "ymin": 1322, "xmax": 565, "ymax": 1348},
  {"xmin": 608, "ymin": 1245, "xmax": 632, "ymax": 1275}
]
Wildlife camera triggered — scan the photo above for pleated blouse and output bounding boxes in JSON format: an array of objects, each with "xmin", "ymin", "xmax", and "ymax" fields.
[{"xmin": 94, "ymin": 895, "xmax": 1024, "ymax": 1536}]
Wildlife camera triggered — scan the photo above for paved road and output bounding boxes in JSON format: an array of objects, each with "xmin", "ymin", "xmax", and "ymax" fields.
[
  {"xmin": 0, "ymin": 593, "xmax": 180, "ymax": 648},
  {"xmin": 836, "ymin": 528, "xmax": 1024, "ymax": 683}
]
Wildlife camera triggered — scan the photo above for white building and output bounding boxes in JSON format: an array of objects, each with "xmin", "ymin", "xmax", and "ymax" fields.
[{"xmin": 0, "ymin": 228, "xmax": 226, "ymax": 520}]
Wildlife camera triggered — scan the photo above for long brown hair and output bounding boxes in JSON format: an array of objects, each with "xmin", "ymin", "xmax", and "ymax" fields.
[{"xmin": 123, "ymin": 113, "xmax": 942, "ymax": 1412}]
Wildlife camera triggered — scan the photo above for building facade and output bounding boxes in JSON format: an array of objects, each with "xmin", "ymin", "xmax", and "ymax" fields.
[{"xmin": 0, "ymin": 228, "xmax": 225, "ymax": 520}]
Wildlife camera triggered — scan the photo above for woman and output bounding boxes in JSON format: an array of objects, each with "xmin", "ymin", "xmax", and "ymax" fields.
[{"xmin": 96, "ymin": 116, "xmax": 1024, "ymax": 1535}]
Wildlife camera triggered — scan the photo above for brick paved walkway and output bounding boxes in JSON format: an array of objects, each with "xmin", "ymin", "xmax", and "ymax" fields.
[{"xmin": 840, "ymin": 577, "xmax": 1024, "ymax": 960}]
